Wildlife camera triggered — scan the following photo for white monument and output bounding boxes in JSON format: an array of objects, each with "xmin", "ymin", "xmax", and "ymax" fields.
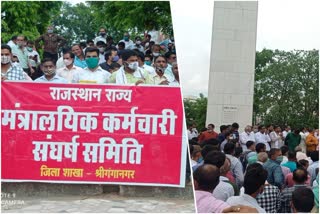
[{"xmin": 206, "ymin": 1, "xmax": 258, "ymax": 130}]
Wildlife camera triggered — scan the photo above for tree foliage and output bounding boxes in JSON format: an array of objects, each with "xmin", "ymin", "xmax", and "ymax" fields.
[
  {"xmin": 1, "ymin": 1, "xmax": 62, "ymax": 42},
  {"xmin": 254, "ymin": 49, "xmax": 319, "ymax": 128},
  {"xmin": 184, "ymin": 94, "xmax": 208, "ymax": 130},
  {"xmin": 52, "ymin": 2, "xmax": 100, "ymax": 45},
  {"xmin": 88, "ymin": 1, "xmax": 173, "ymax": 39}
]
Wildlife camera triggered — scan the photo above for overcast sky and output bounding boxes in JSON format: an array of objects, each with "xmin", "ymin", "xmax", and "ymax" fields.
[
  {"xmin": 68, "ymin": 0, "xmax": 320, "ymax": 97},
  {"xmin": 171, "ymin": 0, "xmax": 320, "ymax": 97}
]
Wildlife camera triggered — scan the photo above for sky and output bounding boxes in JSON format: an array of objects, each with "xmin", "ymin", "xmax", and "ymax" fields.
[{"xmin": 67, "ymin": 0, "xmax": 320, "ymax": 97}]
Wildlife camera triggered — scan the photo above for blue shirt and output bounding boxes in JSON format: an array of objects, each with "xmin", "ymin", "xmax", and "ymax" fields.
[
  {"xmin": 74, "ymin": 56, "xmax": 87, "ymax": 68},
  {"xmin": 35, "ymin": 74, "xmax": 68, "ymax": 83},
  {"xmin": 281, "ymin": 161, "xmax": 297, "ymax": 172},
  {"xmin": 263, "ymin": 159, "xmax": 284, "ymax": 189}
]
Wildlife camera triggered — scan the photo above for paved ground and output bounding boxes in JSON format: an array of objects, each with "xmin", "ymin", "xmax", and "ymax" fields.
[{"xmin": 1, "ymin": 193, "xmax": 195, "ymax": 213}]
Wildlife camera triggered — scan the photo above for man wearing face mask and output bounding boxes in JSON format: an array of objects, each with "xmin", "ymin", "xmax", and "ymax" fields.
[
  {"xmin": 26, "ymin": 40, "xmax": 40, "ymax": 79},
  {"xmin": 110, "ymin": 50, "xmax": 152, "ymax": 85},
  {"xmin": 118, "ymin": 32, "xmax": 134, "ymax": 50},
  {"xmin": 96, "ymin": 41, "xmax": 107, "ymax": 64},
  {"xmin": 151, "ymin": 44, "xmax": 161, "ymax": 58},
  {"xmin": 128, "ymin": 36, "xmax": 144, "ymax": 52},
  {"xmin": 1, "ymin": 45, "xmax": 25, "ymax": 81},
  {"xmin": 11, "ymin": 35, "xmax": 31, "ymax": 74},
  {"xmin": 72, "ymin": 47, "xmax": 111, "ymax": 84},
  {"xmin": 151, "ymin": 55, "xmax": 175, "ymax": 85},
  {"xmin": 135, "ymin": 51, "xmax": 155, "ymax": 75},
  {"xmin": 263, "ymin": 148, "xmax": 284, "ymax": 189},
  {"xmin": 56, "ymin": 51, "xmax": 84, "ymax": 83},
  {"xmin": 93, "ymin": 27, "xmax": 107, "ymax": 45},
  {"xmin": 35, "ymin": 26, "xmax": 66, "ymax": 63},
  {"xmin": 34, "ymin": 58, "xmax": 67, "ymax": 83},
  {"xmin": 240, "ymin": 125, "xmax": 256, "ymax": 151}
]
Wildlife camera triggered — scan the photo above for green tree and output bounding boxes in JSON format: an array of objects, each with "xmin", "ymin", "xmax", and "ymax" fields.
[
  {"xmin": 1, "ymin": 1, "xmax": 62, "ymax": 42},
  {"xmin": 254, "ymin": 49, "xmax": 319, "ymax": 128},
  {"xmin": 184, "ymin": 94, "xmax": 207, "ymax": 130},
  {"xmin": 88, "ymin": 1, "xmax": 173, "ymax": 41},
  {"xmin": 52, "ymin": 2, "xmax": 101, "ymax": 45}
]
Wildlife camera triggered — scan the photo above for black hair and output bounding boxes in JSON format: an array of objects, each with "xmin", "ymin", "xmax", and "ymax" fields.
[
  {"xmin": 109, "ymin": 62, "xmax": 121, "ymax": 69},
  {"xmin": 268, "ymin": 148, "xmax": 280, "ymax": 159},
  {"xmin": 154, "ymin": 55, "xmax": 167, "ymax": 63},
  {"xmin": 223, "ymin": 143, "xmax": 235, "ymax": 155},
  {"xmin": 79, "ymin": 42, "xmax": 86, "ymax": 49},
  {"xmin": 135, "ymin": 50, "xmax": 145, "ymax": 61},
  {"xmin": 246, "ymin": 141, "xmax": 255, "ymax": 149},
  {"xmin": 1, "ymin": 44, "xmax": 12, "ymax": 53},
  {"xmin": 86, "ymin": 39, "xmax": 94, "ymax": 44},
  {"xmin": 96, "ymin": 41, "xmax": 106, "ymax": 46},
  {"xmin": 11, "ymin": 35, "xmax": 17, "ymax": 41},
  {"xmin": 193, "ymin": 164, "xmax": 220, "ymax": 192},
  {"xmin": 201, "ymin": 144, "xmax": 217, "ymax": 158},
  {"xmin": 292, "ymin": 168, "xmax": 308, "ymax": 183},
  {"xmin": 121, "ymin": 49, "xmax": 138, "ymax": 61},
  {"xmin": 292, "ymin": 187, "xmax": 314, "ymax": 212},
  {"xmin": 235, "ymin": 147, "xmax": 243, "ymax": 158},
  {"xmin": 220, "ymin": 125, "xmax": 227, "ymax": 133},
  {"xmin": 104, "ymin": 50, "xmax": 113, "ymax": 60},
  {"xmin": 41, "ymin": 58, "xmax": 56, "ymax": 65},
  {"xmin": 106, "ymin": 46, "xmax": 117, "ymax": 52},
  {"xmin": 208, "ymin": 123, "xmax": 215, "ymax": 129},
  {"xmin": 280, "ymin": 145, "xmax": 289, "ymax": 156},
  {"xmin": 204, "ymin": 151, "xmax": 226, "ymax": 169},
  {"xmin": 298, "ymin": 159, "xmax": 309, "ymax": 168},
  {"xmin": 243, "ymin": 164, "xmax": 267, "ymax": 195},
  {"xmin": 287, "ymin": 151, "xmax": 296, "ymax": 160},
  {"xmin": 118, "ymin": 41, "xmax": 125, "ymax": 48},
  {"xmin": 256, "ymin": 143, "xmax": 266, "ymax": 153},
  {"xmin": 27, "ymin": 40, "xmax": 34, "ymax": 45},
  {"xmin": 84, "ymin": 47, "xmax": 99, "ymax": 57},
  {"xmin": 164, "ymin": 51, "xmax": 175, "ymax": 59},
  {"xmin": 310, "ymin": 151, "xmax": 319, "ymax": 162},
  {"xmin": 258, "ymin": 125, "xmax": 265, "ymax": 130},
  {"xmin": 63, "ymin": 51, "xmax": 75, "ymax": 59},
  {"xmin": 232, "ymin": 123, "xmax": 239, "ymax": 129}
]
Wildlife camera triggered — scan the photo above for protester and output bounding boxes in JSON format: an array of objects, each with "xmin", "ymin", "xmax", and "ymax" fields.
[
  {"xmin": 56, "ymin": 51, "xmax": 84, "ymax": 83},
  {"xmin": 35, "ymin": 25, "xmax": 66, "ymax": 62},
  {"xmin": 72, "ymin": 47, "xmax": 111, "ymax": 84},
  {"xmin": 263, "ymin": 148, "xmax": 284, "ymax": 189},
  {"xmin": 34, "ymin": 58, "xmax": 67, "ymax": 83},
  {"xmin": 280, "ymin": 167, "xmax": 309, "ymax": 213},
  {"xmin": 198, "ymin": 124, "xmax": 219, "ymax": 143},
  {"xmin": 1, "ymin": 44, "xmax": 25, "ymax": 81}
]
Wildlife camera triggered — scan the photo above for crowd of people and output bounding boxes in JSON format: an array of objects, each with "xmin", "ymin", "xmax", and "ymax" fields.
[
  {"xmin": 1, "ymin": 26, "xmax": 179, "ymax": 86},
  {"xmin": 189, "ymin": 123, "xmax": 319, "ymax": 213}
]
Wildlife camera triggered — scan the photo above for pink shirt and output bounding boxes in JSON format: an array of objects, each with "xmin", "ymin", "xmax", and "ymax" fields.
[
  {"xmin": 196, "ymin": 190, "xmax": 230, "ymax": 213},
  {"xmin": 285, "ymin": 173, "xmax": 311, "ymax": 187}
]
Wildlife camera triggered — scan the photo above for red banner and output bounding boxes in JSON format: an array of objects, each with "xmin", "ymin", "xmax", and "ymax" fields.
[{"xmin": 1, "ymin": 82, "xmax": 186, "ymax": 187}]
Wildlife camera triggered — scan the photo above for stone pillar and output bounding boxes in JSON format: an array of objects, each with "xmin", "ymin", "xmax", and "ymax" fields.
[{"xmin": 206, "ymin": 1, "xmax": 258, "ymax": 130}]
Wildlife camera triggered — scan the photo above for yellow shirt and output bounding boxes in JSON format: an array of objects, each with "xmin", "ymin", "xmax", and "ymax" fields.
[{"xmin": 306, "ymin": 133, "xmax": 318, "ymax": 152}]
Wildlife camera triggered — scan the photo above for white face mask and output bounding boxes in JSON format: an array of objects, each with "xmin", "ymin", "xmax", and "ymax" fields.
[
  {"xmin": 153, "ymin": 52, "xmax": 160, "ymax": 57},
  {"xmin": 127, "ymin": 62, "xmax": 138, "ymax": 71},
  {"xmin": 63, "ymin": 59, "xmax": 73, "ymax": 66},
  {"xmin": 1, "ymin": 56, "xmax": 11, "ymax": 64},
  {"xmin": 98, "ymin": 47, "xmax": 105, "ymax": 53},
  {"xmin": 136, "ymin": 41, "xmax": 141, "ymax": 45}
]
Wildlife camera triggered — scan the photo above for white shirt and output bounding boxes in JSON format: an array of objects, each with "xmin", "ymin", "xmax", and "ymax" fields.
[
  {"xmin": 255, "ymin": 132, "xmax": 271, "ymax": 151},
  {"xmin": 57, "ymin": 65, "xmax": 84, "ymax": 83},
  {"xmin": 239, "ymin": 131, "xmax": 255, "ymax": 151},
  {"xmin": 118, "ymin": 39, "xmax": 134, "ymax": 49},
  {"xmin": 213, "ymin": 176, "xmax": 235, "ymax": 202},
  {"xmin": 269, "ymin": 131, "xmax": 283, "ymax": 148},
  {"xmin": 227, "ymin": 194, "xmax": 266, "ymax": 213},
  {"xmin": 99, "ymin": 53, "xmax": 106, "ymax": 64},
  {"xmin": 188, "ymin": 129, "xmax": 198, "ymax": 140},
  {"xmin": 282, "ymin": 130, "xmax": 289, "ymax": 138},
  {"xmin": 128, "ymin": 44, "xmax": 144, "ymax": 52},
  {"xmin": 142, "ymin": 64, "xmax": 155, "ymax": 75},
  {"xmin": 94, "ymin": 36, "xmax": 107, "ymax": 45},
  {"xmin": 35, "ymin": 74, "xmax": 68, "ymax": 83},
  {"xmin": 26, "ymin": 50, "xmax": 40, "ymax": 67},
  {"xmin": 72, "ymin": 66, "xmax": 111, "ymax": 84},
  {"xmin": 56, "ymin": 56, "xmax": 64, "ymax": 70}
]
